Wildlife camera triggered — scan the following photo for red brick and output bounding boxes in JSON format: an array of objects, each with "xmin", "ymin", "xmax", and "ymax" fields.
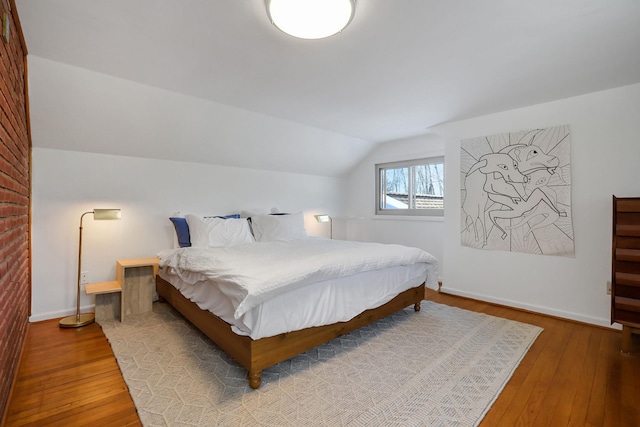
[{"xmin": 0, "ymin": 0, "xmax": 30, "ymax": 419}]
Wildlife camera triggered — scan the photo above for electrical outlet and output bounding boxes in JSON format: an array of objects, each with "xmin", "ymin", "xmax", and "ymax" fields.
[
  {"xmin": 606, "ymin": 280, "xmax": 612, "ymax": 295},
  {"xmin": 81, "ymin": 271, "xmax": 89, "ymax": 285}
]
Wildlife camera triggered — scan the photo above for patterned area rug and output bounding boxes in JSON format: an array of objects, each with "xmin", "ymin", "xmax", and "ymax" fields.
[{"xmin": 101, "ymin": 301, "xmax": 542, "ymax": 427}]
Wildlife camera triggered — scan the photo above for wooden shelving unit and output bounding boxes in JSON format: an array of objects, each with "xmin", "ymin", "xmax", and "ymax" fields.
[
  {"xmin": 85, "ymin": 257, "xmax": 160, "ymax": 322},
  {"xmin": 611, "ymin": 196, "xmax": 640, "ymax": 353}
]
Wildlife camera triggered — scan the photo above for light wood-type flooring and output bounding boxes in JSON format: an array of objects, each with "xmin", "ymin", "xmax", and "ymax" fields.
[
  {"xmin": 4, "ymin": 289, "xmax": 639, "ymax": 426},
  {"xmin": 3, "ymin": 318, "xmax": 141, "ymax": 427}
]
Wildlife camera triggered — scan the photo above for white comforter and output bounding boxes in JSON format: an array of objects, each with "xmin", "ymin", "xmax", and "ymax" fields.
[{"xmin": 159, "ymin": 239, "xmax": 437, "ymax": 320}]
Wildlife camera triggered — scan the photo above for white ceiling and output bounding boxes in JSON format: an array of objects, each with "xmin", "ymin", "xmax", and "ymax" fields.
[{"xmin": 14, "ymin": 0, "xmax": 640, "ymax": 144}]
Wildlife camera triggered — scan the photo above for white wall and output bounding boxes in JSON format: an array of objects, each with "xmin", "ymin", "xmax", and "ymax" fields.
[
  {"xmin": 346, "ymin": 83, "xmax": 640, "ymax": 327},
  {"xmin": 431, "ymin": 83, "xmax": 640, "ymax": 327},
  {"xmin": 29, "ymin": 54, "xmax": 640, "ymax": 328},
  {"xmin": 31, "ymin": 148, "xmax": 346, "ymax": 321},
  {"xmin": 27, "ymin": 56, "xmax": 373, "ymax": 178},
  {"xmin": 27, "ymin": 55, "xmax": 366, "ymax": 321},
  {"xmin": 345, "ymin": 134, "xmax": 445, "ymax": 283}
]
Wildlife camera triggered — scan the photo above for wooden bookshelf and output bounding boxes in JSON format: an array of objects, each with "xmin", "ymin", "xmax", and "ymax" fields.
[{"xmin": 612, "ymin": 196, "xmax": 640, "ymax": 353}]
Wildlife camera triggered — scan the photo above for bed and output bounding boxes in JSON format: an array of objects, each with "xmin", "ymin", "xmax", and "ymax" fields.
[{"xmin": 157, "ymin": 212, "xmax": 438, "ymax": 388}]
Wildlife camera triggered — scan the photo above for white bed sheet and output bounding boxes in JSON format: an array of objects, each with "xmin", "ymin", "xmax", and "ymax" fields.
[
  {"xmin": 159, "ymin": 239, "xmax": 437, "ymax": 320},
  {"xmin": 159, "ymin": 262, "xmax": 427, "ymax": 340}
]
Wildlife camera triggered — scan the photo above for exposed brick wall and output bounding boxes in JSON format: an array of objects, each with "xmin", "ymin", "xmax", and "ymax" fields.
[{"xmin": 0, "ymin": 0, "xmax": 30, "ymax": 420}]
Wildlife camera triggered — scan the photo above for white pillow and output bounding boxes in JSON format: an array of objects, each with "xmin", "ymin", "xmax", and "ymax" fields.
[
  {"xmin": 250, "ymin": 212, "xmax": 309, "ymax": 242},
  {"xmin": 186, "ymin": 215, "xmax": 255, "ymax": 248}
]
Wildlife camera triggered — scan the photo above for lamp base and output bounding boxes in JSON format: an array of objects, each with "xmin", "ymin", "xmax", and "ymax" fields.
[{"xmin": 59, "ymin": 313, "xmax": 95, "ymax": 328}]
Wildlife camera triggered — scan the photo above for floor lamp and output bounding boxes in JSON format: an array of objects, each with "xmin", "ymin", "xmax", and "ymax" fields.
[
  {"xmin": 314, "ymin": 214, "xmax": 332, "ymax": 239},
  {"xmin": 59, "ymin": 208, "xmax": 121, "ymax": 328}
]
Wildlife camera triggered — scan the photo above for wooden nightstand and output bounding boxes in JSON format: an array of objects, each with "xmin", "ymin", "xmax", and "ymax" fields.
[{"xmin": 86, "ymin": 257, "xmax": 159, "ymax": 322}]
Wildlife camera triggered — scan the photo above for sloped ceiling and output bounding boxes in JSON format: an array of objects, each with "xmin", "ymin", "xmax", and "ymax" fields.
[{"xmin": 14, "ymin": 0, "xmax": 640, "ymax": 175}]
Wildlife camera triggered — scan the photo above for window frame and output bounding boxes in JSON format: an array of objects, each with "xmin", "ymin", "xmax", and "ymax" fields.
[{"xmin": 375, "ymin": 156, "xmax": 444, "ymax": 217}]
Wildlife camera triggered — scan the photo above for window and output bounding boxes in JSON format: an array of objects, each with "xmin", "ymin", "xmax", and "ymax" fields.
[{"xmin": 375, "ymin": 156, "xmax": 444, "ymax": 216}]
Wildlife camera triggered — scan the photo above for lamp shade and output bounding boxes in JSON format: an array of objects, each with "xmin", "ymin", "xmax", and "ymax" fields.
[
  {"xmin": 315, "ymin": 214, "xmax": 333, "ymax": 239},
  {"xmin": 315, "ymin": 214, "xmax": 331, "ymax": 223},
  {"xmin": 266, "ymin": 0, "xmax": 356, "ymax": 39},
  {"xmin": 93, "ymin": 209, "xmax": 121, "ymax": 220}
]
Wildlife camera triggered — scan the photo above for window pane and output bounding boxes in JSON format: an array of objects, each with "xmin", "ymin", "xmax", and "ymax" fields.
[
  {"xmin": 382, "ymin": 167, "xmax": 409, "ymax": 209},
  {"xmin": 414, "ymin": 162, "xmax": 444, "ymax": 210}
]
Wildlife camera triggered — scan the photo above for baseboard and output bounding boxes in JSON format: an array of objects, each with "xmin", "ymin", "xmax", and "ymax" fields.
[
  {"xmin": 28, "ymin": 304, "xmax": 95, "ymax": 322},
  {"xmin": 440, "ymin": 286, "xmax": 620, "ymax": 330}
]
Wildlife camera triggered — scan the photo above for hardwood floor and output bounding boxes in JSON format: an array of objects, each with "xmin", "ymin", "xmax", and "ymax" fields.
[
  {"xmin": 426, "ymin": 290, "xmax": 640, "ymax": 427},
  {"xmin": 4, "ymin": 291, "xmax": 639, "ymax": 426},
  {"xmin": 3, "ymin": 319, "xmax": 141, "ymax": 427}
]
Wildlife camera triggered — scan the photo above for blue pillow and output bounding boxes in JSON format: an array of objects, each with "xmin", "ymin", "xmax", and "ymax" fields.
[
  {"xmin": 170, "ymin": 214, "xmax": 241, "ymax": 248},
  {"xmin": 169, "ymin": 217, "xmax": 191, "ymax": 247}
]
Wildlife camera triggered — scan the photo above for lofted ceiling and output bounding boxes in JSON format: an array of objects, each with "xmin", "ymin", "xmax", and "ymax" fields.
[{"xmin": 14, "ymin": 1, "xmax": 640, "ymax": 156}]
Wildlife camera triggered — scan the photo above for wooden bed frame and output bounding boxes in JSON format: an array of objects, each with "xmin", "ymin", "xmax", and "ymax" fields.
[{"xmin": 156, "ymin": 275, "xmax": 425, "ymax": 389}]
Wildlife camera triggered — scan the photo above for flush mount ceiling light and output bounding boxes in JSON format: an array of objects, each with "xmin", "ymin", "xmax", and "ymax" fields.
[{"xmin": 266, "ymin": 0, "xmax": 356, "ymax": 40}]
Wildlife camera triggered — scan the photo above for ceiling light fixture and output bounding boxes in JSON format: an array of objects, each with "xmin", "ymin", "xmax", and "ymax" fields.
[{"xmin": 265, "ymin": 0, "xmax": 356, "ymax": 40}]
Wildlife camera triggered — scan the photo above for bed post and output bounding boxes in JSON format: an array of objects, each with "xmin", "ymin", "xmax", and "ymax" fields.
[
  {"xmin": 249, "ymin": 371, "xmax": 262, "ymax": 389},
  {"xmin": 414, "ymin": 301, "xmax": 421, "ymax": 312}
]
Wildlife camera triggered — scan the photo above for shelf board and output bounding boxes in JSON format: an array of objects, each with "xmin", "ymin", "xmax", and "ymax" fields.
[
  {"xmin": 117, "ymin": 257, "xmax": 160, "ymax": 268},
  {"xmin": 616, "ymin": 248, "xmax": 640, "ymax": 262},
  {"xmin": 615, "ymin": 296, "xmax": 640, "ymax": 313},
  {"xmin": 616, "ymin": 320, "xmax": 640, "ymax": 329},
  {"xmin": 85, "ymin": 280, "xmax": 122, "ymax": 295},
  {"xmin": 616, "ymin": 199, "xmax": 640, "ymax": 213},
  {"xmin": 615, "ymin": 272, "xmax": 640, "ymax": 287},
  {"xmin": 616, "ymin": 224, "xmax": 640, "ymax": 237}
]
